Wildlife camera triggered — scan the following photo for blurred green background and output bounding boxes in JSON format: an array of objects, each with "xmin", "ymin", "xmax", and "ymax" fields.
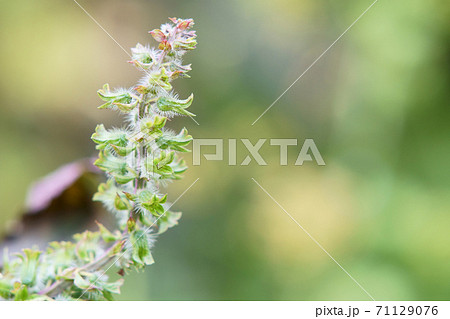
[{"xmin": 0, "ymin": 0, "xmax": 449, "ymax": 300}]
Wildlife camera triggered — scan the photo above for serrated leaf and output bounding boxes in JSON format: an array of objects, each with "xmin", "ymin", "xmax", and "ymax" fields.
[
  {"xmin": 140, "ymin": 115, "xmax": 167, "ymax": 143},
  {"xmin": 144, "ymin": 150, "xmax": 176, "ymax": 179},
  {"xmin": 144, "ymin": 151, "xmax": 188, "ymax": 180},
  {"xmin": 97, "ymin": 84, "xmax": 137, "ymax": 112},
  {"xmin": 111, "ymin": 144, "xmax": 135, "ymax": 156},
  {"xmin": 156, "ymin": 94, "xmax": 195, "ymax": 116},
  {"xmin": 94, "ymin": 150, "xmax": 137, "ymax": 184},
  {"xmin": 91, "ymin": 125, "xmax": 130, "ymax": 152},
  {"xmin": 114, "ymin": 101, "xmax": 138, "ymax": 113},
  {"xmin": 142, "ymin": 115, "xmax": 167, "ymax": 131},
  {"xmin": 157, "ymin": 127, "xmax": 192, "ymax": 152}
]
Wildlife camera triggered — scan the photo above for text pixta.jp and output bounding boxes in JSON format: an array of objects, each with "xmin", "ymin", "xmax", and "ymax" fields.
[{"xmin": 192, "ymin": 138, "xmax": 325, "ymax": 166}]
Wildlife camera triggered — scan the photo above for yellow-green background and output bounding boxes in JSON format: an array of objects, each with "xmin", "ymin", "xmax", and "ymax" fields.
[{"xmin": 0, "ymin": 0, "xmax": 449, "ymax": 300}]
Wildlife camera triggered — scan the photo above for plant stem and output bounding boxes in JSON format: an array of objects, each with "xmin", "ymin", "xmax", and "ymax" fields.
[{"xmin": 38, "ymin": 241, "xmax": 124, "ymax": 298}]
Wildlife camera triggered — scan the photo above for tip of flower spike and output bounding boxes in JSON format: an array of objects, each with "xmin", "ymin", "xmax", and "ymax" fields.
[
  {"xmin": 179, "ymin": 19, "xmax": 194, "ymax": 31},
  {"xmin": 169, "ymin": 17, "xmax": 194, "ymax": 30}
]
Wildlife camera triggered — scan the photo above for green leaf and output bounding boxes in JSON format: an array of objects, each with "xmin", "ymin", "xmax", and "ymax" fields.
[
  {"xmin": 0, "ymin": 280, "xmax": 13, "ymax": 299},
  {"xmin": 16, "ymin": 248, "xmax": 41, "ymax": 286},
  {"xmin": 130, "ymin": 230, "xmax": 154, "ymax": 266},
  {"xmin": 157, "ymin": 127, "xmax": 192, "ymax": 152},
  {"xmin": 147, "ymin": 68, "xmax": 172, "ymax": 91},
  {"xmin": 12, "ymin": 283, "xmax": 29, "ymax": 301},
  {"xmin": 127, "ymin": 218, "xmax": 136, "ymax": 233},
  {"xmin": 74, "ymin": 272, "xmax": 124, "ymax": 300},
  {"xmin": 27, "ymin": 294, "xmax": 54, "ymax": 301},
  {"xmin": 138, "ymin": 191, "xmax": 167, "ymax": 216},
  {"xmin": 93, "ymin": 179, "xmax": 115, "ymax": 202},
  {"xmin": 46, "ymin": 241, "xmax": 76, "ymax": 273},
  {"xmin": 102, "ymin": 279, "xmax": 124, "ymax": 295},
  {"xmin": 131, "ymin": 43, "xmax": 156, "ymax": 69},
  {"xmin": 93, "ymin": 180, "xmax": 130, "ymax": 227},
  {"xmin": 108, "ymin": 240, "xmax": 125, "ymax": 257},
  {"xmin": 111, "ymin": 144, "xmax": 135, "ymax": 156},
  {"xmin": 94, "ymin": 150, "xmax": 137, "ymax": 184},
  {"xmin": 144, "ymin": 151, "xmax": 188, "ymax": 180},
  {"xmin": 173, "ymin": 36, "xmax": 197, "ymax": 51},
  {"xmin": 96, "ymin": 222, "xmax": 122, "ymax": 243},
  {"xmin": 141, "ymin": 115, "xmax": 167, "ymax": 131},
  {"xmin": 145, "ymin": 150, "xmax": 174, "ymax": 178},
  {"xmin": 157, "ymin": 211, "xmax": 182, "ymax": 234},
  {"xmin": 74, "ymin": 273, "xmax": 93, "ymax": 290},
  {"xmin": 102, "ymin": 290, "xmax": 114, "ymax": 301},
  {"xmin": 156, "ymin": 93, "xmax": 195, "ymax": 116},
  {"xmin": 55, "ymin": 268, "xmax": 76, "ymax": 281},
  {"xmin": 97, "ymin": 84, "xmax": 137, "ymax": 112},
  {"xmin": 91, "ymin": 125, "xmax": 130, "ymax": 152},
  {"xmin": 168, "ymin": 61, "xmax": 192, "ymax": 78},
  {"xmin": 73, "ymin": 231, "xmax": 100, "ymax": 263},
  {"xmin": 170, "ymin": 158, "xmax": 188, "ymax": 176},
  {"xmin": 123, "ymin": 191, "xmax": 137, "ymax": 201},
  {"xmin": 139, "ymin": 115, "xmax": 167, "ymax": 143},
  {"xmin": 114, "ymin": 192, "xmax": 132, "ymax": 211}
]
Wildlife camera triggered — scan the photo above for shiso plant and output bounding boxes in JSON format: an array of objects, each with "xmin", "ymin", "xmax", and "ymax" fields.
[{"xmin": 0, "ymin": 17, "xmax": 197, "ymax": 300}]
